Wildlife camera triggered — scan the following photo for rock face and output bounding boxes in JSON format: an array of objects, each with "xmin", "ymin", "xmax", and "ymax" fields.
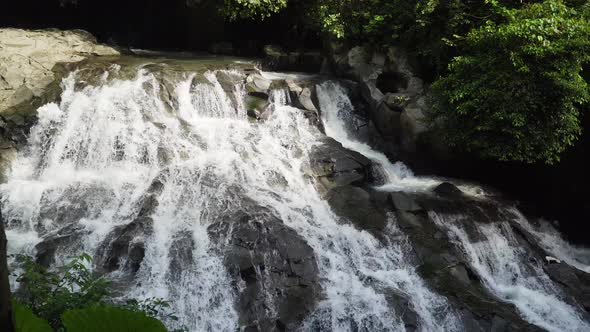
[
  {"xmin": 544, "ymin": 262, "xmax": 590, "ymax": 312},
  {"xmin": 208, "ymin": 207, "xmax": 320, "ymax": 332},
  {"xmin": 326, "ymin": 45, "xmax": 427, "ymax": 152},
  {"xmin": 0, "ymin": 29, "xmax": 119, "ymax": 115},
  {"xmin": 388, "ymin": 192, "xmax": 544, "ymax": 331},
  {"xmin": 0, "ymin": 28, "xmax": 119, "ymax": 182},
  {"xmin": 308, "ymin": 137, "xmax": 372, "ymax": 193},
  {"xmin": 95, "ymin": 176, "xmax": 164, "ymax": 275}
]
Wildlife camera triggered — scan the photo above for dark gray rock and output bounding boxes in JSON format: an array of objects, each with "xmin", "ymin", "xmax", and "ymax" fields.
[
  {"xmin": 35, "ymin": 225, "xmax": 88, "ymax": 266},
  {"xmin": 95, "ymin": 175, "xmax": 165, "ymax": 275},
  {"xmin": 38, "ymin": 185, "xmax": 116, "ymax": 231},
  {"xmin": 309, "ymin": 137, "xmax": 371, "ymax": 192},
  {"xmin": 544, "ymin": 262, "xmax": 590, "ymax": 312},
  {"xmin": 389, "ymin": 192, "xmax": 423, "ymax": 213},
  {"xmin": 390, "ymin": 194, "xmax": 542, "ymax": 331},
  {"xmin": 208, "ymin": 208, "xmax": 320, "ymax": 332},
  {"xmin": 433, "ymin": 182, "xmax": 464, "ymax": 198},
  {"xmin": 326, "ymin": 185, "xmax": 387, "ymax": 232},
  {"xmin": 372, "ymin": 102, "xmax": 402, "ymax": 141},
  {"xmin": 95, "ymin": 216, "xmax": 152, "ymax": 274},
  {"xmin": 167, "ymin": 231, "xmax": 195, "ymax": 282}
]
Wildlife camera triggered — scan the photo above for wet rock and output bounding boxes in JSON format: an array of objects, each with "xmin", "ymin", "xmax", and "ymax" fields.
[
  {"xmin": 544, "ymin": 262, "xmax": 590, "ymax": 312},
  {"xmin": 208, "ymin": 208, "xmax": 320, "ymax": 332},
  {"xmin": 327, "ymin": 45, "xmax": 430, "ymax": 152},
  {"xmin": 389, "ymin": 192, "xmax": 423, "ymax": 213},
  {"xmin": 247, "ymin": 109, "xmax": 261, "ymax": 120},
  {"xmin": 373, "ymin": 102, "xmax": 402, "ymax": 140},
  {"xmin": 244, "ymin": 94, "xmax": 269, "ymax": 119},
  {"xmin": 433, "ymin": 182, "xmax": 464, "ymax": 198},
  {"xmin": 384, "ymin": 292, "xmax": 419, "ymax": 331},
  {"xmin": 38, "ymin": 185, "xmax": 116, "ymax": 231},
  {"xmin": 35, "ymin": 225, "xmax": 88, "ymax": 266},
  {"xmin": 326, "ymin": 185, "xmax": 387, "ymax": 232},
  {"xmin": 297, "ymin": 87, "xmax": 318, "ymax": 113},
  {"xmin": 400, "ymin": 100, "xmax": 427, "ymax": 151},
  {"xmin": 0, "ymin": 141, "xmax": 16, "ymax": 183},
  {"xmin": 167, "ymin": 231, "xmax": 195, "ymax": 282},
  {"xmin": 246, "ymin": 74, "xmax": 271, "ymax": 96},
  {"xmin": 95, "ymin": 176, "xmax": 164, "ymax": 275},
  {"xmin": 283, "ymin": 80, "xmax": 322, "ymax": 127},
  {"xmin": 391, "ymin": 194, "xmax": 542, "ymax": 331},
  {"xmin": 308, "ymin": 137, "xmax": 371, "ymax": 192},
  {"xmin": 95, "ymin": 216, "xmax": 152, "ymax": 275}
]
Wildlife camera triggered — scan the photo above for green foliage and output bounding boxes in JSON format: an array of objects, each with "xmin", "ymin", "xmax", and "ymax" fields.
[
  {"xmin": 222, "ymin": 0, "xmax": 288, "ymax": 20},
  {"xmin": 123, "ymin": 297, "xmax": 179, "ymax": 322},
  {"xmin": 430, "ymin": 0, "xmax": 590, "ymax": 163},
  {"xmin": 12, "ymin": 301, "xmax": 53, "ymax": 332},
  {"xmin": 62, "ymin": 306, "xmax": 167, "ymax": 332},
  {"xmin": 15, "ymin": 254, "xmax": 110, "ymax": 329},
  {"xmin": 14, "ymin": 254, "xmax": 176, "ymax": 330}
]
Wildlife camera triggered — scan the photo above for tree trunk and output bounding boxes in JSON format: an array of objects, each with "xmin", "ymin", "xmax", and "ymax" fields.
[{"xmin": 0, "ymin": 207, "xmax": 14, "ymax": 332}]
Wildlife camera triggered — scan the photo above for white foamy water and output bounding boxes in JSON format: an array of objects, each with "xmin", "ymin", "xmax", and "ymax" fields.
[
  {"xmin": 510, "ymin": 208, "xmax": 590, "ymax": 273},
  {"xmin": 1, "ymin": 67, "xmax": 460, "ymax": 331},
  {"xmin": 316, "ymin": 81, "xmax": 487, "ymax": 197},
  {"xmin": 316, "ymin": 81, "xmax": 590, "ymax": 331},
  {"xmin": 430, "ymin": 212, "xmax": 590, "ymax": 332}
]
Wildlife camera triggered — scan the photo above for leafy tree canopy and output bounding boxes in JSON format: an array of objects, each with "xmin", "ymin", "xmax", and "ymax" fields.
[{"xmin": 429, "ymin": 0, "xmax": 590, "ymax": 163}]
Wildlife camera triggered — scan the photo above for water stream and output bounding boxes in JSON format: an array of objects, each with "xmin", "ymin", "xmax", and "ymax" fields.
[{"xmin": 0, "ymin": 63, "xmax": 588, "ymax": 331}]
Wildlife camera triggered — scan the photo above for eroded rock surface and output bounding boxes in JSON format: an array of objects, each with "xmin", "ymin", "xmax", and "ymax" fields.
[{"xmin": 208, "ymin": 207, "xmax": 320, "ymax": 332}]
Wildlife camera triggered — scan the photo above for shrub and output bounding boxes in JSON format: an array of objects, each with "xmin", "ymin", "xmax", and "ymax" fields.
[
  {"xmin": 13, "ymin": 254, "xmax": 175, "ymax": 330},
  {"xmin": 429, "ymin": 0, "xmax": 590, "ymax": 163}
]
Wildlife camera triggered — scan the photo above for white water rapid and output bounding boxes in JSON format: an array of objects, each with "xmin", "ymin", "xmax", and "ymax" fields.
[
  {"xmin": 1, "ymin": 66, "xmax": 461, "ymax": 331},
  {"xmin": 430, "ymin": 212, "xmax": 590, "ymax": 332},
  {"xmin": 316, "ymin": 81, "xmax": 485, "ymax": 197},
  {"xmin": 316, "ymin": 81, "xmax": 590, "ymax": 332}
]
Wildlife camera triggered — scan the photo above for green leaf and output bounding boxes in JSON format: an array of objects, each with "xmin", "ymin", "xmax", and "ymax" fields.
[
  {"xmin": 62, "ymin": 306, "xmax": 168, "ymax": 332},
  {"xmin": 13, "ymin": 301, "xmax": 53, "ymax": 332}
]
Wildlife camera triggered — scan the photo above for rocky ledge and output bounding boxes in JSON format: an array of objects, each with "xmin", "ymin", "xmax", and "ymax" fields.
[{"xmin": 0, "ymin": 28, "xmax": 119, "ymax": 182}]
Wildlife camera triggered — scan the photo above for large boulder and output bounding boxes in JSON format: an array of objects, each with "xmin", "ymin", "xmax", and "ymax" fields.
[
  {"xmin": 0, "ymin": 28, "xmax": 119, "ymax": 115},
  {"xmin": 308, "ymin": 137, "xmax": 372, "ymax": 193},
  {"xmin": 326, "ymin": 185, "xmax": 387, "ymax": 233},
  {"xmin": 208, "ymin": 208, "xmax": 320, "ymax": 332}
]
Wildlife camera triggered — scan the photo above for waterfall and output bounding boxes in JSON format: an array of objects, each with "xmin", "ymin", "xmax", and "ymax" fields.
[
  {"xmin": 316, "ymin": 81, "xmax": 485, "ymax": 197},
  {"xmin": 1, "ymin": 66, "xmax": 460, "ymax": 331},
  {"xmin": 430, "ymin": 212, "xmax": 590, "ymax": 332},
  {"xmin": 316, "ymin": 81, "xmax": 590, "ymax": 332},
  {"xmin": 510, "ymin": 208, "xmax": 590, "ymax": 273}
]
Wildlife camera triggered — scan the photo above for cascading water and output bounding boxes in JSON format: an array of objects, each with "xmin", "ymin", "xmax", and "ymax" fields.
[
  {"xmin": 316, "ymin": 81, "xmax": 590, "ymax": 332},
  {"xmin": 316, "ymin": 81, "xmax": 485, "ymax": 197},
  {"xmin": 430, "ymin": 212, "xmax": 590, "ymax": 332},
  {"xmin": 511, "ymin": 209, "xmax": 590, "ymax": 273},
  {"xmin": 1, "ymin": 64, "xmax": 461, "ymax": 331}
]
